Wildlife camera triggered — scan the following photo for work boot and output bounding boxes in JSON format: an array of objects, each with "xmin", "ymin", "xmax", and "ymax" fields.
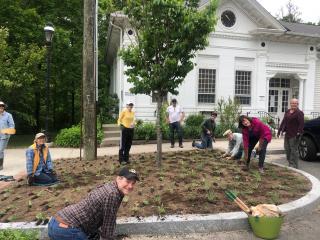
[{"xmin": 0, "ymin": 158, "xmax": 3, "ymax": 171}]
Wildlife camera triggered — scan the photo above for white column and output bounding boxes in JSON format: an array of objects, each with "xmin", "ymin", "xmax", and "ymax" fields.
[
  {"xmin": 299, "ymin": 79, "xmax": 305, "ymax": 110},
  {"xmin": 265, "ymin": 77, "xmax": 270, "ymax": 111}
]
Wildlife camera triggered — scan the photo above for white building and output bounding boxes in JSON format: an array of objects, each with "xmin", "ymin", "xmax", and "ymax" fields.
[{"xmin": 106, "ymin": 0, "xmax": 320, "ymax": 123}]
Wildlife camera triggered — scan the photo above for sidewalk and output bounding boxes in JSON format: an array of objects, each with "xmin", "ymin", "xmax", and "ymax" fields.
[{"xmin": 0, "ymin": 138, "xmax": 285, "ymax": 179}]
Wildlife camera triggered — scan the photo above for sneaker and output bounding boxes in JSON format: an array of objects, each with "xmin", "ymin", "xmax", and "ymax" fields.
[
  {"xmin": 179, "ymin": 144, "xmax": 183, "ymax": 148},
  {"xmin": 192, "ymin": 140, "xmax": 195, "ymax": 147},
  {"xmin": 170, "ymin": 145, "xmax": 174, "ymax": 148},
  {"xmin": 259, "ymin": 168, "xmax": 264, "ymax": 174}
]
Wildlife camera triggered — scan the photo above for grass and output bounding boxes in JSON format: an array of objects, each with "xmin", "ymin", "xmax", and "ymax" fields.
[{"xmin": 0, "ymin": 229, "xmax": 39, "ymax": 240}]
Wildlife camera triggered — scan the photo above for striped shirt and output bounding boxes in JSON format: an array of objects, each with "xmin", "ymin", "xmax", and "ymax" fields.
[{"xmin": 57, "ymin": 181, "xmax": 124, "ymax": 239}]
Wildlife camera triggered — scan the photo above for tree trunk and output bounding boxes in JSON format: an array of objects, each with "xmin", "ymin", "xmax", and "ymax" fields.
[
  {"xmin": 82, "ymin": 0, "xmax": 97, "ymax": 161},
  {"xmin": 156, "ymin": 95, "xmax": 163, "ymax": 167}
]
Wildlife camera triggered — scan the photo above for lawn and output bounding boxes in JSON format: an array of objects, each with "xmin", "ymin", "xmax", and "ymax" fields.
[{"xmin": 0, "ymin": 150, "xmax": 311, "ymax": 222}]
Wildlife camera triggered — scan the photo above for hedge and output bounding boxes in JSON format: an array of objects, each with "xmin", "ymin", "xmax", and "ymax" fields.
[{"xmin": 54, "ymin": 123, "xmax": 103, "ymax": 147}]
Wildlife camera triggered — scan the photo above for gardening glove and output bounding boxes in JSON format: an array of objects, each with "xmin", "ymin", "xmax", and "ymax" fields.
[{"xmin": 27, "ymin": 175, "xmax": 34, "ymax": 186}]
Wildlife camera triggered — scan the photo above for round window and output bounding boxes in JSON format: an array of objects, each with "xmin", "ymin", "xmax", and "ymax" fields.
[{"xmin": 221, "ymin": 10, "xmax": 236, "ymax": 28}]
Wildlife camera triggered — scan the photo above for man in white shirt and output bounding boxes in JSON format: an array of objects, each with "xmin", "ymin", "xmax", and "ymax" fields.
[
  {"xmin": 166, "ymin": 99, "xmax": 185, "ymax": 148},
  {"xmin": 222, "ymin": 129, "xmax": 243, "ymax": 160}
]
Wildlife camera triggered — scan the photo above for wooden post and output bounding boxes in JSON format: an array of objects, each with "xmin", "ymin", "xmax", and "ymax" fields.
[{"xmin": 82, "ymin": 0, "xmax": 97, "ymax": 160}]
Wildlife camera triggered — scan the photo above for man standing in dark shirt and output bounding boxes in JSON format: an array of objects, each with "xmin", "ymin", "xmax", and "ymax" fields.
[
  {"xmin": 48, "ymin": 167, "xmax": 139, "ymax": 240},
  {"xmin": 278, "ymin": 98, "xmax": 304, "ymax": 168},
  {"xmin": 192, "ymin": 112, "xmax": 217, "ymax": 149}
]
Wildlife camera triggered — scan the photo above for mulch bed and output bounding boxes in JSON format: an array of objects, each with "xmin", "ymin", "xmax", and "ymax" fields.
[{"xmin": 0, "ymin": 150, "xmax": 311, "ymax": 222}]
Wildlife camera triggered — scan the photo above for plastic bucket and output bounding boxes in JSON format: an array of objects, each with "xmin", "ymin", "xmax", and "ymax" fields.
[{"xmin": 248, "ymin": 216, "xmax": 284, "ymax": 239}]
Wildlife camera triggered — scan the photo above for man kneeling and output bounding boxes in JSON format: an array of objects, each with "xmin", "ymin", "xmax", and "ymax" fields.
[
  {"xmin": 26, "ymin": 133, "xmax": 58, "ymax": 186},
  {"xmin": 222, "ymin": 129, "xmax": 243, "ymax": 160},
  {"xmin": 48, "ymin": 167, "xmax": 139, "ymax": 240}
]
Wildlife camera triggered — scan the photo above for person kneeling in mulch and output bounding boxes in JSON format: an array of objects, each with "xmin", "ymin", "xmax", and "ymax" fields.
[
  {"xmin": 48, "ymin": 167, "xmax": 139, "ymax": 240},
  {"xmin": 221, "ymin": 129, "xmax": 243, "ymax": 161},
  {"xmin": 26, "ymin": 133, "xmax": 58, "ymax": 186},
  {"xmin": 192, "ymin": 111, "xmax": 217, "ymax": 149}
]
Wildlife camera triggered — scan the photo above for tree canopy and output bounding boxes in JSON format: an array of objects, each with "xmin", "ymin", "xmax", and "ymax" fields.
[
  {"xmin": 0, "ymin": 0, "xmax": 123, "ymax": 134},
  {"xmin": 120, "ymin": 0, "xmax": 218, "ymax": 166}
]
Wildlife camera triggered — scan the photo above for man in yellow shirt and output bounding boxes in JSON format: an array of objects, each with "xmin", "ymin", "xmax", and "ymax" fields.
[{"xmin": 117, "ymin": 101, "xmax": 135, "ymax": 164}]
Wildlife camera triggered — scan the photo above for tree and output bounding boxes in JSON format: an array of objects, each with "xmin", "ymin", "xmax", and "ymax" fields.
[
  {"xmin": 278, "ymin": 0, "xmax": 302, "ymax": 23},
  {"xmin": 120, "ymin": 0, "xmax": 218, "ymax": 167}
]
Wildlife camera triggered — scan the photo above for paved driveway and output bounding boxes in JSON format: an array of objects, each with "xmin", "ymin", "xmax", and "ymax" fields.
[{"xmin": 120, "ymin": 155, "xmax": 320, "ymax": 240}]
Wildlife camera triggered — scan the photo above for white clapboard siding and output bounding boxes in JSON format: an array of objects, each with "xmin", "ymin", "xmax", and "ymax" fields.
[{"xmin": 314, "ymin": 60, "xmax": 320, "ymax": 112}]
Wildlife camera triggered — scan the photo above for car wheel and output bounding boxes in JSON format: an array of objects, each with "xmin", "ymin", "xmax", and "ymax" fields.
[{"xmin": 299, "ymin": 136, "xmax": 317, "ymax": 161}]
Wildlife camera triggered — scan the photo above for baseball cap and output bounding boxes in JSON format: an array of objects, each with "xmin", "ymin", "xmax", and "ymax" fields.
[
  {"xmin": 126, "ymin": 101, "xmax": 134, "ymax": 106},
  {"xmin": 118, "ymin": 167, "xmax": 139, "ymax": 181},
  {"xmin": 0, "ymin": 101, "xmax": 5, "ymax": 107},
  {"xmin": 34, "ymin": 132, "xmax": 46, "ymax": 140},
  {"xmin": 223, "ymin": 129, "xmax": 232, "ymax": 136}
]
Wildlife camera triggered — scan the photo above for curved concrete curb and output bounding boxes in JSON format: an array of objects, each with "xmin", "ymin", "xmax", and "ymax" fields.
[{"xmin": 1, "ymin": 163, "xmax": 320, "ymax": 239}]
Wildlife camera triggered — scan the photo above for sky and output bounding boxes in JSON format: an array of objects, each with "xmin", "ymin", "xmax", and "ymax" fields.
[{"xmin": 257, "ymin": 0, "xmax": 320, "ymax": 23}]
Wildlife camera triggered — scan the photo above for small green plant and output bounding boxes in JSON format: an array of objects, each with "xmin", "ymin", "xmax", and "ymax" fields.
[
  {"xmin": 157, "ymin": 203, "xmax": 166, "ymax": 216},
  {"xmin": 207, "ymin": 191, "xmax": 216, "ymax": 203},
  {"xmin": 153, "ymin": 195, "xmax": 162, "ymax": 205},
  {"xmin": 252, "ymin": 171, "xmax": 262, "ymax": 182},
  {"xmin": 142, "ymin": 200, "xmax": 150, "ymax": 206},
  {"xmin": 196, "ymin": 162, "xmax": 205, "ymax": 171},
  {"xmin": 7, "ymin": 215, "xmax": 18, "ymax": 222},
  {"xmin": 268, "ymin": 191, "xmax": 280, "ymax": 204}
]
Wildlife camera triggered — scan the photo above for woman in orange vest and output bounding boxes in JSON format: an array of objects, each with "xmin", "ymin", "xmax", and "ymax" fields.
[{"xmin": 26, "ymin": 133, "xmax": 58, "ymax": 186}]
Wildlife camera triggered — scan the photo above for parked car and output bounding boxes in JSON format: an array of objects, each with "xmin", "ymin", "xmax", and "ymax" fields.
[{"xmin": 298, "ymin": 117, "xmax": 320, "ymax": 161}]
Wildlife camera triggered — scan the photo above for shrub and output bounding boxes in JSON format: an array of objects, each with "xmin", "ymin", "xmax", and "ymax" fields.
[
  {"xmin": 55, "ymin": 121, "xmax": 103, "ymax": 147},
  {"xmin": 183, "ymin": 125, "xmax": 202, "ymax": 139},
  {"xmin": 216, "ymin": 97, "xmax": 241, "ymax": 133},
  {"xmin": 0, "ymin": 229, "xmax": 39, "ymax": 240},
  {"xmin": 185, "ymin": 114, "xmax": 204, "ymax": 127},
  {"xmin": 134, "ymin": 122, "xmax": 157, "ymax": 140}
]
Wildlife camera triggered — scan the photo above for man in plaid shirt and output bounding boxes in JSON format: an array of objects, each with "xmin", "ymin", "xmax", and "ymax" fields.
[{"xmin": 48, "ymin": 167, "xmax": 139, "ymax": 240}]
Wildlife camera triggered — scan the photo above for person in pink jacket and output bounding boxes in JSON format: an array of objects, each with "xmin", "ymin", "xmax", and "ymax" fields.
[{"xmin": 238, "ymin": 115, "xmax": 272, "ymax": 173}]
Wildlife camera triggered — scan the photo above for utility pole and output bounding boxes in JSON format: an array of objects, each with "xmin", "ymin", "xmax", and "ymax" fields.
[{"xmin": 82, "ymin": 0, "xmax": 97, "ymax": 160}]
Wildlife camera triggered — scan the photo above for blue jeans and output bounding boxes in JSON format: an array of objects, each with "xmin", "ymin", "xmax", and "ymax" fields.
[
  {"xmin": 34, "ymin": 172, "xmax": 58, "ymax": 185},
  {"xmin": 195, "ymin": 134, "xmax": 213, "ymax": 149},
  {"xmin": 48, "ymin": 217, "xmax": 88, "ymax": 240},
  {"xmin": 0, "ymin": 137, "xmax": 9, "ymax": 159}
]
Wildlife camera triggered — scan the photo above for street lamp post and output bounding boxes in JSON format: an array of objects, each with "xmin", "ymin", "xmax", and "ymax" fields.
[{"xmin": 44, "ymin": 23, "xmax": 54, "ymax": 141}]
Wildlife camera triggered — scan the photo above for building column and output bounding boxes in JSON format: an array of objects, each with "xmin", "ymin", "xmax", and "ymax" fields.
[
  {"xmin": 265, "ymin": 77, "xmax": 270, "ymax": 111},
  {"xmin": 299, "ymin": 79, "xmax": 305, "ymax": 110}
]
